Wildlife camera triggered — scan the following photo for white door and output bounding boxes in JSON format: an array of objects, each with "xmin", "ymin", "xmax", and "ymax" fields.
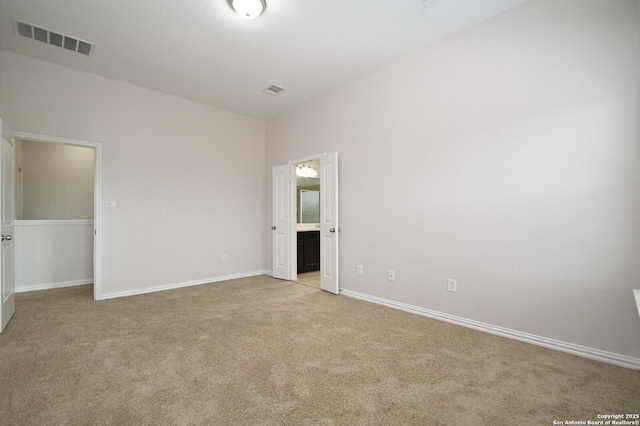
[
  {"xmin": 0, "ymin": 118, "xmax": 15, "ymax": 333},
  {"xmin": 320, "ymin": 152, "xmax": 339, "ymax": 294},
  {"xmin": 272, "ymin": 164, "xmax": 293, "ymax": 280}
]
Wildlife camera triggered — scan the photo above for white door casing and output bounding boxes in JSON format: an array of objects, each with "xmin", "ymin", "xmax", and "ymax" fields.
[
  {"xmin": 272, "ymin": 164, "xmax": 293, "ymax": 280},
  {"xmin": 320, "ymin": 152, "xmax": 339, "ymax": 294},
  {"xmin": 0, "ymin": 118, "xmax": 16, "ymax": 333}
]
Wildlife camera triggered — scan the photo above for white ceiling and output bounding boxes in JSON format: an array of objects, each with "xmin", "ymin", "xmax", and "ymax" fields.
[{"xmin": 0, "ymin": 0, "xmax": 526, "ymax": 120}]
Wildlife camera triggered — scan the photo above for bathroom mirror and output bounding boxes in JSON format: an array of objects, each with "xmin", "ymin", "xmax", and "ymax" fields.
[
  {"xmin": 296, "ymin": 160, "xmax": 320, "ymax": 224},
  {"xmin": 299, "ymin": 190, "xmax": 320, "ymax": 223}
]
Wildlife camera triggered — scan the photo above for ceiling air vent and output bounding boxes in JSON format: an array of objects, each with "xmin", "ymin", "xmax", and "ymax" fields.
[
  {"xmin": 263, "ymin": 85, "xmax": 285, "ymax": 96},
  {"xmin": 13, "ymin": 19, "xmax": 93, "ymax": 56},
  {"xmin": 419, "ymin": 0, "xmax": 445, "ymax": 10}
]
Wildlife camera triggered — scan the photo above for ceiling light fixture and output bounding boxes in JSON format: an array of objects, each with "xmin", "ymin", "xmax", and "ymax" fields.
[
  {"xmin": 296, "ymin": 164, "xmax": 317, "ymax": 178},
  {"xmin": 230, "ymin": 0, "xmax": 265, "ymax": 20}
]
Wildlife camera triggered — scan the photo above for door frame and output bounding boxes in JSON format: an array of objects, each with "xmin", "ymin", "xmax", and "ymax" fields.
[{"xmin": 9, "ymin": 131, "xmax": 103, "ymax": 301}]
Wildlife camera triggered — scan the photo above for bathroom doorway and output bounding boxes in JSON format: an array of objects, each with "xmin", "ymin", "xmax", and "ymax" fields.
[
  {"xmin": 271, "ymin": 152, "xmax": 338, "ymax": 294},
  {"xmin": 295, "ymin": 159, "xmax": 321, "ymax": 288}
]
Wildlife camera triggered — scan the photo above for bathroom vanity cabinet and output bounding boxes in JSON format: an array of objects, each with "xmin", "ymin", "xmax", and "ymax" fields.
[{"xmin": 297, "ymin": 231, "xmax": 320, "ymax": 273}]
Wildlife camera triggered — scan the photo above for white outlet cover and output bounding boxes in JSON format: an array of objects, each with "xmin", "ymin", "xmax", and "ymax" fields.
[{"xmin": 448, "ymin": 279, "xmax": 457, "ymax": 292}]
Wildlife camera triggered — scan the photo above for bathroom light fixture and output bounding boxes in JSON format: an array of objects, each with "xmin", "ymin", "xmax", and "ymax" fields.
[
  {"xmin": 296, "ymin": 165, "xmax": 317, "ymax": 178},
  {"xmin": 231, "ymin": 0, "xmax": 265, "ymax": 20},
  {"xmin": 296, "ymin": 164, "xmax": 317, "ymax": 178}
]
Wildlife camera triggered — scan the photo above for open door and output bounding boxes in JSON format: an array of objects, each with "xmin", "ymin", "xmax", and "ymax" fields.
[
  {"xmin": 0, "ymin": 118, "xmax": 16, "ymax": 333},
  {"xmin": 272, "ymin": 164, "xmax": 294, "ymax": 280},
  {"xmin": 320, "ymin": 152, "xmax": 339, "ymax": 294}
]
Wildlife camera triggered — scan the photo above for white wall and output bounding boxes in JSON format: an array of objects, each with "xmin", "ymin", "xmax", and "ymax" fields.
[
  {"xmin": 266, "ymin": 0, "xmax": 640, "ymax": 361},
  {"xmin": 18, "ymin": 140, "xmax": 94, "ymax": 220},
  {"xmin": 15, "ymin": 221, "xmax": 94, "ymax": 292},
  {"xmin": 0, "ymin": 49, "xmax": 266, "ymax": 297}
]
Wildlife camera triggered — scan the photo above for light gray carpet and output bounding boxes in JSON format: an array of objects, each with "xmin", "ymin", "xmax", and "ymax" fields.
[{"xmin": 1, "ymin": 275, "xmax": 638, "ymax": 425}]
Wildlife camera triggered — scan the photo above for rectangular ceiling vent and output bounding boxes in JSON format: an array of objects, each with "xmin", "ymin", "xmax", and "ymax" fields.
[
  {"xmin": 13, "ymin": 19, "xmax": 93, "ymax": 56},
  {"xmin": 263, "ymin": 85, "xmax": 285, "ymax": 96},
  {"xmin": 419, "ymin": 0, "xmax": 445, "ymax": 10}
]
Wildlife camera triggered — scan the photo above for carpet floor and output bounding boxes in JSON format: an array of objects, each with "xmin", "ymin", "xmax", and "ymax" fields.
[{"xmin": 0, "ymin": 275, "xmax": 638, "ymax": 425}]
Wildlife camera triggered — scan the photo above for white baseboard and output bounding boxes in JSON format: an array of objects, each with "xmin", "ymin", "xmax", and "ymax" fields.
[
  {"xmin": 16, "ymin": 279, "xmax": 93, "ymax": 293},
  {"xmin": 340, "ymin": 289, "xmax": 640, "ymax": 370},
  {"xmin": 99, "ymin": 270, "xmax": 270, "ymax": 300}
]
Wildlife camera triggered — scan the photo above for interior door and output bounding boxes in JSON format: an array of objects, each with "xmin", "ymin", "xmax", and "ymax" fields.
[
  {"xmin": 272, "ymin": 164, "xmax": 293, "ymax": 280},
  {"xmin": 320, "ymin": 152, "xmax": 339, "ymax": 294},
  {"xmin": 0, "ymin": 118, "xmax": 16, "ymax": 333}
]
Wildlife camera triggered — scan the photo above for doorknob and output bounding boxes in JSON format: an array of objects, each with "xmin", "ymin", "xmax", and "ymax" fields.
[
  {"xmin": 329, "ymin": 228, "xmax": 335, "ymax": 233},
  {"xmin": 2, "ymin": 235, "xmax": 12, "ymax": 241},
  {"xmin": 271, "ymin": 226, "xmax": 276, "ymax": 230}
]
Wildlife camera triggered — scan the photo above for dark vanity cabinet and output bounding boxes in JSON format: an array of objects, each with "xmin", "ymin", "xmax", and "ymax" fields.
[{"xmin": 297, "ymin": 231, "xmax": 320, "ymax": 273}]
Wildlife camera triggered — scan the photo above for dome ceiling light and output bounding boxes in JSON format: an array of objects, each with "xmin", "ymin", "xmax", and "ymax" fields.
[{"xmin": 230, "ymin": 0, "xmax": 265, "ymax": 20}]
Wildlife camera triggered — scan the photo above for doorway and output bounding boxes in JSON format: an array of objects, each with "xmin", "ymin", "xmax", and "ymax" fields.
[
  {"xmin": 8, "ymin": 131, "xmax": 102, "ymax": 300},
  {"xmin": 15, "ymin": 139, "xmax": 94, "ymax": 295},
  {"xmin": 272, "ymin": 152, "xmax": 339, "ymax": 294},
  {"xmin": 295, "ymin": 159, "xmax": 321, "ymax": 288}
]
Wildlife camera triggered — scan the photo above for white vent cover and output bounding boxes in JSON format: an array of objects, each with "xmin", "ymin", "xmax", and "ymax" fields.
[
  {"xmin": 419, "ymin": 0, "xmax": 445, "ymax": 9},
  {"xmin": 13, "ymin": 19, "xmax": 93, "ymax": 56},
  {"xmin": 263, "ymin": 85, "xmax": 285, "ymax": 96}
]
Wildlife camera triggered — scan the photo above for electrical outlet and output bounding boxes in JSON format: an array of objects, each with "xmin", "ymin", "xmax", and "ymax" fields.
[
  {"xmin": 356, "ymin": 265, "xmax": 363, "ymax": 276},
  {"xmin": 448, "ymin": 279, "xmax": 457, "ymax": 292},
  {"xmin": 222, "ymin": 254, "xmax": 228, "ymax": 262},
  {"xmin": 388, "ymin": 270, "xmax": 395, "ymax": 281}
]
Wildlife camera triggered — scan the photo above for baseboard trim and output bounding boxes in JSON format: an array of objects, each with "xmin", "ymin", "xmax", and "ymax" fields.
[
  {"xmin": 16, "ymin": 279, "xmax": 93, "ymax": 293},
  {"xmin": 99, "ymin": 270, "xmax": 270, "ymax": 300},
  {"xmin": 340, "ymin": 289, "xmax": 640, "ymax": 370}
]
